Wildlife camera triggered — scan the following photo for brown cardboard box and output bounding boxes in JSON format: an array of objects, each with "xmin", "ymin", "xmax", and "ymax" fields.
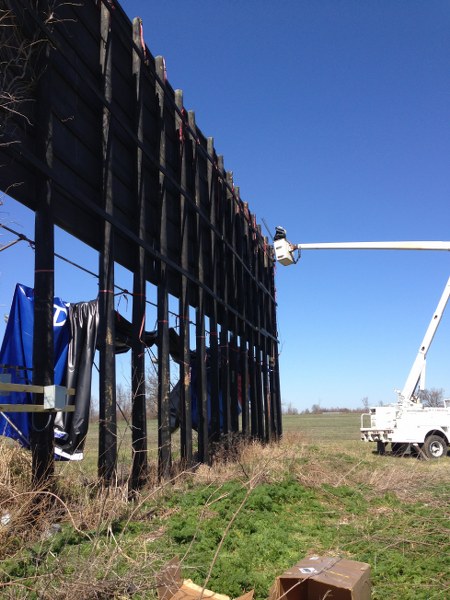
[
  {"xmin": 270, "ymin": 556, "xmax": 371, "ymax": 600},
  {"xmin": 156, "ymin": 558, "xmax": 254, "ymax": 600}
]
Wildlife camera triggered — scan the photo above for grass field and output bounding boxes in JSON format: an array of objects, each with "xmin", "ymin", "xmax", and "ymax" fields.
[
  {"xmin": 1, "ymin": 414, "xmax": 449, "ymax": 599},
  {"xmin": 80, "ymin": 413, "xmax": 363, "ymax": 473},
  {"xmin": 283, "ymin": 412, "xmax": 363, "ymax": 440}
]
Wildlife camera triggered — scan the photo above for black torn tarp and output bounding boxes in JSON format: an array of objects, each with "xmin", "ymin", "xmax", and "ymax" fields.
[
  {"xmin": 113, "ymin": 311, "xmax": 184, "ymax": 360},
  {"xmin": 54, "ymin": 300, "xmax": 99, "ymax": 461}
]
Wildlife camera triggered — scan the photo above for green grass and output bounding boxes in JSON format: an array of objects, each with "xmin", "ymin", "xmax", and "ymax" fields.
[
  {"xmin": 1, "ymin": 414, "xmax": 449, "ymax": 599},
  {"xmin": 282, "ymin": 412, "xmax": 362, "ymax": 441},
  {"xmin": 147, "ymin": 478, "xmax": 448, "ymax": 600}
]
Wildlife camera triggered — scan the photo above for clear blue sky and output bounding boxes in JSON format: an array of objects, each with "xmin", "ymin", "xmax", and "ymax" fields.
[{"xmin": 1, "ymin": 1, "xmax": 450, "ymax": 410}]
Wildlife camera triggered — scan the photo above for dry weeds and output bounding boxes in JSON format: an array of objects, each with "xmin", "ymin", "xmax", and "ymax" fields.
[{"xmin": 189, "ymin": 432, "xmax": 449, "ymax": 507}]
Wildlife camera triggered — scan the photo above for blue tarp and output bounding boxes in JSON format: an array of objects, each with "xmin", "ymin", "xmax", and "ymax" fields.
[{"xmin": 0, "ymin": 284, "xmax": 70, "ymax": 446}]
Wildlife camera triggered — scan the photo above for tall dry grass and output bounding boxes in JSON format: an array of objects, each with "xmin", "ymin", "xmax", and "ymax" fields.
[
  {"xmin": 0, "ymin": 439, "xmax": 171, "ymax": 598},
  {"xmin": 190, "ymin": 431, "xmax": 449, "ymax": 503}
]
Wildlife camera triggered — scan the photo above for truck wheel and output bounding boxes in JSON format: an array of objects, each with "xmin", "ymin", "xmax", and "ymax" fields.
[{"xmin": 423, "ymin": 435, "xmax": 447, "ymax": 459}]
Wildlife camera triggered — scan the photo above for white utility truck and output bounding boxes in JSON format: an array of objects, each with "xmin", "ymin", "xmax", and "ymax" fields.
[
  {"xmin": 359, "ymin": 277, "xmax": 450, "ymax": 458},
  {"xmin": 273, "ymin": 227, "xmax": 450, "ymax": 459}
]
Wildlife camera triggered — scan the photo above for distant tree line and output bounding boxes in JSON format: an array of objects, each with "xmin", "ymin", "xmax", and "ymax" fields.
[
  {"xmin": 282, "ymin": 387, "xmax": 447, "ymax": 415},
  {"xmin": 283, "ymin": 403, "xmax": 365, "ymax": 415}
]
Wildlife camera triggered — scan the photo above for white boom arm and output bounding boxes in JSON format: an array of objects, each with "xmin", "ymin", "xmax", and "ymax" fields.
[
  {"xmin": 295, "ymin": 241, "xmax": 450, "ymax": 251},
  {"xmin": 398, "ymin": 276, "xmax": 450, "ymax": 404},
  {"xmin": 273, "ymin": 229, "xmax": 450, "ymax": 266}
]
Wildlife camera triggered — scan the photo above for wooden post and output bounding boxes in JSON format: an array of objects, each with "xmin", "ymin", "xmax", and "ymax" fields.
[
  {"xmin": 229, "ymin": 184, "xmax": 239, "ymax": 434},
  {"xmin": 31, "ymin": 5, "xmax": 55, "ymax": 484},
  {"xmin": 31, "ymin": 205, "xmax": 55, "ymax": 487},
  {"xmin": 262, "ymin": 335, "xmax": 270, "ymax": 441},
  {"xmin": 233, "ymin": 186, "xmax": 247, "ymax": 436},
  {"xmin": 234, "ymin": 194, "xmax": 247, "ymax": 437},
  {"xmin": 98, "ymin": 3, "xmax": 117, "ymax": 484},
  {"xmin": 130, "ymin": 18, "xmax": 148, "ymax": 492},
  {"xmin": 245, "ymin": 210, "xmax": 258, "ymax": 438},
  {"xmin": 240, "ymin": 204, "xmax": 250, "ymax": 436},
  {"xmin": 155, "ymin": 56, "xmax": 171, "ymax": 479},
  {"xmin": 270, "ymin": 260, "xmax": 283, "ymax": 438},
  {"xmin": 218, "ymin": 157, "xmax": 230, "ymax": 437},
  {"xmin": 254, "ymin": 228, "xmax": 264, "ymax": 441},
  {"xmin": 188, "ymin": 111, "xmax": 208, "ymax": 464},
  {"xmin": 207, "ymin": 137, "xmax": 221, "ymax": 444},
  {"xmin": 261, "ymin": 238, "xmax": 271, "ymax": 442},
  {"xmin": 264, "ymin": 244, "xmax": 278, "ymax": 440},
  {"xmin": 176, "ymin": 90, "xmax": 192, "ymax": 465}
]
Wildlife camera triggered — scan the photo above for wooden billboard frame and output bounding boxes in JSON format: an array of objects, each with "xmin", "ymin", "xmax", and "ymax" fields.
[{"xmin": 0, "ymin": 0, "xmax": 282, "ymax": 488}]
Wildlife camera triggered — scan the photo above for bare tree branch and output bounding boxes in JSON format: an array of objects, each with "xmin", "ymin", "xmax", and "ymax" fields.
[{"xmin": 419, "ymin": 388, "xmax": 445, "ymax": 408}]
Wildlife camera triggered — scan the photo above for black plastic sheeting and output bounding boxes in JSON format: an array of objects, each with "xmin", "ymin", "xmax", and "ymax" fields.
[
  {"xmin": 54, "ymin": 300, "xmax": 99, "ymax": 460},
  {"xmin": 113, "ymin": 311, "xmax": 183, "ymax": 360}
]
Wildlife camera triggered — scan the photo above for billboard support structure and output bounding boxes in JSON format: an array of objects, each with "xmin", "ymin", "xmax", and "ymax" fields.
[{"xmin": 0, "ymin": 0, "xmax": 282, "ymax": 490}]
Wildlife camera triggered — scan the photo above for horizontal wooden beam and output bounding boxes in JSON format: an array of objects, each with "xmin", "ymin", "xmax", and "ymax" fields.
[
  {"xmin": 0, "ymin": 383, "xmax": 75, "ymax": 395},
  {"xmin": 0, "ymin": 404, "xmax": 75, "ymax": 413}
]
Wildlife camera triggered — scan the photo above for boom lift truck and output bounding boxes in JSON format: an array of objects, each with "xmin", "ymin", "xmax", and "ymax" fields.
[{"xmin": 273, "ymin": 227, "xmax": 450, "ymax": 459}]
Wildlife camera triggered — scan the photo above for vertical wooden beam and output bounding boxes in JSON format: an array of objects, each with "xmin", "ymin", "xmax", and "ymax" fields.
[
  {"xmin": 268, "ymin": 350, "xmax": 278, "ymax": 439},
  {"xmin": 239, "ymin": 336, "xmax": 248, "ymax": 435},
  {"xmin": 175, "ymin": 90, "xmax": 192, "ymax": 465},
  {"xmin": 155, "ymin": 55, "xmax": 171, "ymax": 479},
  {"xmin": 229, "ymin": 183, "xmax": 239, "ymax": 434},
  {"xmin": 32, "ymin": 208, "xmax": 55, "ymax": 486},
  {"xmin": 218, "ymin": 156, "xmax": 230, "ymax": 437},
  {"xmin": 197, "ymin": 226, "xmax": 208, "ymax": 460},
  {"xmin": 188, "ymin": 111, "xmax": 208, "ymax": 464},
  {"xmin": 130, "ymin": 18, "xmax": 147, "ymax": 492},
  {"xmin": 31, "ymin": 4, "xmax": 54, "ymax": 485},
  {"xmin": 207, "ymin": 137, "xmax": 220, "ymax": 444},
  {"xmin": 263, "ymin": 349, "xmax": 270, "ymax": 443},
  {"xmin": 98, "ymin": 3, "xmax": 117, "ymax": 484},
  {"xmin": 244, "ymin": 210, "xmax": 258, "ymax": 438},
  {"xmin": 270, "ymin": 259, "xmax": 283, "ymax": 439},
  {"xmin": 263, "ymin": 242, "xmax": 278, "ymax": 440},
  {"xmin": 262, "ymin": 238, "xmax": 271, "ymax": 442},
  {"xmin": 32, "ymin": 201, "xmax": 55, "ymax": 486},
  {"xmin": 254, "ymin": 228, "xmax": 264, "ymax": 441},
  {"xmin": 255, "ymin": 347, "xmax": 264, "ymax": 440},
  {"xmin": 233, "ymin": 186, "xmax": 247, "ymax": 436},
  {"xmin": 234, "ymin": 193, "xmax": 246, "ymax": 437},
  {"xmin": 240, "ymin": 204, "xmax": 250, "ymax": 437},
  {"xmin": 248, "ymin": 337, "xmax": 258, "ymax": 437},
  {"xmin": 219, "ymin": 324, "xmax": 230, "ymax": 437}
]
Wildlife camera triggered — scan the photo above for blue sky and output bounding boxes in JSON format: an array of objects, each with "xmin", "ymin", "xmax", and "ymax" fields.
[{"xmin": 1, "ymin": 1, "xmax": 450, "ymax": 410}]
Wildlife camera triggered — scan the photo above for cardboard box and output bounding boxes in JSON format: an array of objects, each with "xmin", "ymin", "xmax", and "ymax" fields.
[
  {"xmin": 156, "ymin": 559, "xmax": 254, "ymax": 600},
  {"xmin": 270, "ymin": 556, "xmax": 371, "ymax": 600}
]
